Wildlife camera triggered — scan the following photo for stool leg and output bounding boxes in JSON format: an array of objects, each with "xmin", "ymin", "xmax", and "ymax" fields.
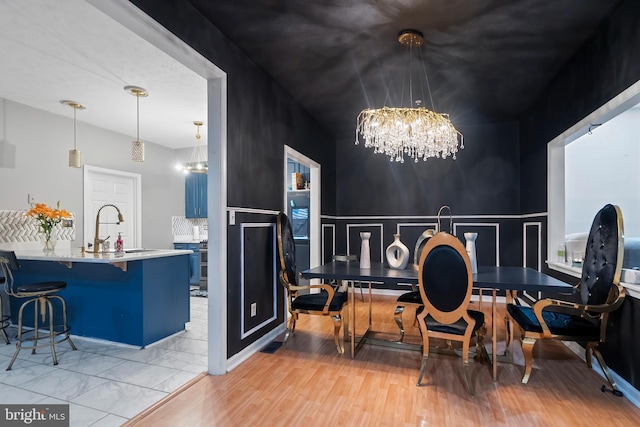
[
  {"xmin": 7, "ymin": 299, "xmax": 33, "ymax": 371},
  {"xmin": 53, "ymin": 295, "xmax": 77, "ymax": 351},
  {"xmin": 45, "ymin": 298, "xmax": 58, "ymax": 366},
  {"xmin": 32, "ymin": 299, "xmax": 39, "ymax": 355}
]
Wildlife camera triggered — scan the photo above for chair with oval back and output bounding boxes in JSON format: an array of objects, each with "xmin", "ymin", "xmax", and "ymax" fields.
[
  {"xmin": 277, "ymin": 212, "xmax": 349, "ymax": 354},
  {"xmin": 415, "ymin": 232, "xmax": 487, "ymax": 397}
]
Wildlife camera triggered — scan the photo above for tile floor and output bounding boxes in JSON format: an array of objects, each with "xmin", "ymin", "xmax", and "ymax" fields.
[{"xmin": 0, "ymin": 295, "xmax": 208, "ymax": 426}]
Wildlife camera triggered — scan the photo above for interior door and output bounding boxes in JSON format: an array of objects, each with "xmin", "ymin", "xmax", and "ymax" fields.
[{"xmin": 84, "ymin": 166, "xmax": 141, "ymax": 249}]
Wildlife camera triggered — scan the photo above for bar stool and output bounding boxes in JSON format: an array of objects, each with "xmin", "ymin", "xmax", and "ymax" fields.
[
  {"xmin": 0, "ymin": 276, "xmax": 10, "ymax": 344},
  {"xmin": 0, "ymin": 250, "xmax": 77, "ymax": 370}
]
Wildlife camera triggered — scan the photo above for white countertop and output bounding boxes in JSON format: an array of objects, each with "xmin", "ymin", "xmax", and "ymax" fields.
[{"xmin": 13, "ymin": 248, "xmax": 192, "ymax": 264}]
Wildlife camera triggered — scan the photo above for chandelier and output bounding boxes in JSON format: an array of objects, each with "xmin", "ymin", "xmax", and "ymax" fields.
[
  {"xmin": 355, "ymin": 30, "xmax": 463, "ymax": 163},
  {"xmin": 177, "ymin": 121, "xmax": 207, "ymax": 174}
]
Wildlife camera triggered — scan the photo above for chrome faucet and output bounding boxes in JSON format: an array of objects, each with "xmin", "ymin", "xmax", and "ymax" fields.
[{"xmin": 93, "ymin": 204, "xmax": 124, "ymax": 253}]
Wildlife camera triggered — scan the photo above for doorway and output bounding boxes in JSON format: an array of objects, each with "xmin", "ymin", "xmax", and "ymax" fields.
[
  {"xmin": 284, "ymin": 146, "xmax": 321, "ymax": 277},
  {"xmin": 83, "ymin": 165, "xmax": 141, "ymax": 250}
]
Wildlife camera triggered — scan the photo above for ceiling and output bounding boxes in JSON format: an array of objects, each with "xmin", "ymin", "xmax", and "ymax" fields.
[
  {"xmin": 187, "ymin": 0, "xmax": 625, "ymax": 140},
  {"xmin": 0, "ymin": 0, "xmax": 207, "ymax": 150},
  {"xmin": 0, "ymin": 1, "xmax": 626, "ymax": 151}
]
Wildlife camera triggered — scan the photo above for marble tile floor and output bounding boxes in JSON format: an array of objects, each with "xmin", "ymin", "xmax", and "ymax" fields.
[{"xmin": 0, "ymin": 295, "xmax": 208, "ymax": 426}]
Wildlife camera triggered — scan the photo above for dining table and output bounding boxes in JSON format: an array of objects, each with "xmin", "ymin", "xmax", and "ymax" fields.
[{"xmin": 301, "ymin": 261, "xmax": 574, "ymax": 381}]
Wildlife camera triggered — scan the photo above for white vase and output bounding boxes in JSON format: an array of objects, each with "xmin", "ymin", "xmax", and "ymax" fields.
[
  {"xmin": 359, "ymin": 232, "xmax": 371, "ymax": 269},
  {"xmin": 386, "ymin": 234, "xmax": 409, "ymax": 270},
  {"xmin": 464, "ymin": 232, "xmax": 478, "ymax": 274}
]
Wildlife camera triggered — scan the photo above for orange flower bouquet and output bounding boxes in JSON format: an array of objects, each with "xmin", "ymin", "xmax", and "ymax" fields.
[{"xmin": 25, "ymin": 202, "xmax": 71, "ymax": 249}]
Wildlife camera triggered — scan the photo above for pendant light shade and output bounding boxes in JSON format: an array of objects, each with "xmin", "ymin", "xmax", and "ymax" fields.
[
  {"xmin": 60, "ymin": 100, "xmax": 85, "ymax": 168},
  {"xmin": 124, "ymin": 85, "xmax": 148, "ymax": 162}
]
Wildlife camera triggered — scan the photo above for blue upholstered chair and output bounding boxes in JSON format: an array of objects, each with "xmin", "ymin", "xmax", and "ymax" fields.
[
  {"xmin": 507, "ymin": 204, "xmax": 626, "ymax": 394},
  {"xmin": 276, "ymin": 212, "xmax": 349, "ymax": 354},
  {"xmin": 415, "ymin": 232, "xmax": 487, "ymax": 397},
  {"xmin": 0, "ymin": 250, "xmax": 77, "ymax": 370}
]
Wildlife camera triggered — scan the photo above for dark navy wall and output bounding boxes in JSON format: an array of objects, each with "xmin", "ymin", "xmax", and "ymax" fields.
[
  {"xmin": 337, "ymin": 121, "xmax": 520, "ymax": 216},
  {"xmin": 519, "ymin": 0, "xmax": 640, "ymax": 390},
  {"xmin": 130, "ymin": 0, "xmax": 336, "ymax": 358}
]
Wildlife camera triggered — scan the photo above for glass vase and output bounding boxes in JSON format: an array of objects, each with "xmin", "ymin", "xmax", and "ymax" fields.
[{"xmin": 39, "ymin": 232, "xmax": 57, "ymax": 253}]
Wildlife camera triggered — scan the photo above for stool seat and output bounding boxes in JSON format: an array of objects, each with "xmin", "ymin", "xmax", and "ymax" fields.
[{"xmin": 17, "ymin": 281, "xmax": 66, "ymax": 294}]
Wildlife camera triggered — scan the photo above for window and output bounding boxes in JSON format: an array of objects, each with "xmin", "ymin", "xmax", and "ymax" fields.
[{"xmin": 547, "ymin": 81, "xmax": 640, "ymax": 277}]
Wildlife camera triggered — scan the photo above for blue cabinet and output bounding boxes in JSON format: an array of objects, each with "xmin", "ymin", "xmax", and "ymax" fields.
[
  {"xmin": 174, "ymin": 243, "xmax": 200, "ymax": 286},
  {"xmin": 185, "ymin": 173, "xmax": 207, "ymax": 218}
]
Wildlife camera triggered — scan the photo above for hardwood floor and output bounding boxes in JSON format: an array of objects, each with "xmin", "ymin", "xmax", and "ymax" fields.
[{"xmin": 125, "ymin": 295, "xmax": 640, "ymax": 426}]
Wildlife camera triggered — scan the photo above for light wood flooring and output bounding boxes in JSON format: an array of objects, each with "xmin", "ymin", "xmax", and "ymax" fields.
[{"xmin": 125, "ymin": 295, "xmax": 640, "ymax": 426}]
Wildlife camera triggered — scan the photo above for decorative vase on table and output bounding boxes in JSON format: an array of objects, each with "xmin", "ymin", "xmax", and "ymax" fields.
[
  {"xmin": 359, "ymin": 231, "xmax": 371, "ymax": 269},
  {"xmin": 385, "ymin": 234, "xmax": 409, "ymax": 270},
  {"xmin": 464, "ymin": 232, "xmax": 478, "ymax": 274}
]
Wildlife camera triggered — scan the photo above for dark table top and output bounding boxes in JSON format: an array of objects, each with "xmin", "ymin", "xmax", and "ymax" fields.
[{"xmin": 301, "ymin": 262, "xmax": 573, "ymax": 293}]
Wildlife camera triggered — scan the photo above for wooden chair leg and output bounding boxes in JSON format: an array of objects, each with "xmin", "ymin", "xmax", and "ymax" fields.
[
  {"xmin": 331, "ymin": 314, "xmax": 344, "ymax": 354},
  {"xmin": 585, "ymin": 342, "xmax": 594, "ymax": 369},
  {"xmin": 394, "ymin": 305, "xmax": 405, "ymax": 342},
  {"xmin": 417, "ymin": 356, "xmax": 429, "ymax": 386},
  {"xmin": 462, "ymin": 340, "xmax": 475, "ymax": 398},
  {"xmin": 591, "ymin": 346, "xmax": 620, "ymax": 393},
  {"xmin": 521, "ymin": 336, "xmax": 536, "ymax": 384},
  {"xmin": 283, "ymin": 313, "xmax": 296, "ymax": 345}
]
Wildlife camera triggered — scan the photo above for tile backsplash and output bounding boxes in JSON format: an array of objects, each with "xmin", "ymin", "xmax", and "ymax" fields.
[
  {"xmin": 172, "ymin": 216, "xmax": 208, "ymax": 240},
  {"xmin": 0, "ymin": 209, "xmax": 75, "ymax": 243}
]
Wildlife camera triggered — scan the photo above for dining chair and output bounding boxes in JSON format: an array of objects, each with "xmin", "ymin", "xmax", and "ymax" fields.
[
  {"xmin": 0, "ymin": 250, "xmax": 77, "ymax": 370},
  {"xmin": 277, "ymin": 212, "xmax": 349, "ymax": 354},
  {"xmin": 395, "ymin": 206, "xmax": 450, "ymax": 342},
  {"xmin": 415, "ymin": 231, "xmax": 487, "ymax": 397},
  {"xmin": 507, "ymin": 204, "xmax": 626, "ymax": 395}
]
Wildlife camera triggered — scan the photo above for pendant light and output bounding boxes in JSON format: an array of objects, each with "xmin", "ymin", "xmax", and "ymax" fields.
[
  {"xmin": 60, "ymin": 100, "xmax": 85, "ymax": 168},
  {"xmin": 176, "ymin": 121, "xmax": 207, "ymax": 174},
  {"xmin": 124, "ymin": 85, "xmax": 148, "ymax": 162}
]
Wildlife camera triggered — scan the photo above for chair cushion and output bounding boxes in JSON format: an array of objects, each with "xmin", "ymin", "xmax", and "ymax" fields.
[
  {"xmin": 416, "ymin": 306, "xmax": 484, "ymax": 335},
  {"xmin": 16, "ymin": 281, "xmax": 66, "ymax": 294},
  {"xmin": 291, "ymin": 290, "xmax": 348, "ymax": 312},
  {"xmin": 507, "ymin": 304, "xmax": 600, "ymax": 339},
  {"xmin": 397, "ymin": 290, "xmax": 422, "ymax": 304}
]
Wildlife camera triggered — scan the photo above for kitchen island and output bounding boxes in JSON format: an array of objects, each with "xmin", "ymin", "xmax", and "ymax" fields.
[{"xmin": 7, "ymin": 248, "xmax": 192, "ymax": 347}]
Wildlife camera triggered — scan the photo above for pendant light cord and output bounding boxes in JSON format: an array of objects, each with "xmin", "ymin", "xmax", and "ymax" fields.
[
  {"xmin": 136, "ymin": 93, "xmax": 140, "ymax": 142},
  {"xmin": 73, "ymin": 105, "xmax": 78, "ymax": 150}
]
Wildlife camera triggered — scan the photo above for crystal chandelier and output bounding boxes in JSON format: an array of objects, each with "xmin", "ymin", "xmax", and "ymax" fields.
[
  {"xmin": 355, "ymin": 30, "xmax": 463, "ymax": 163},
  {"xmin": 176, "ymin": 121, "xmax": 207, "ymax": 174}
]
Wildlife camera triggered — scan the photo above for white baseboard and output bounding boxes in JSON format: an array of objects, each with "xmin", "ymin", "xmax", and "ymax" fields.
[
  {"xmin": 226, "ymin": 324, "xmax": 286, "ymax": 372},
  {"xmin": 564, "ymin": 341, "xmax": 640, "ymax": 408}
]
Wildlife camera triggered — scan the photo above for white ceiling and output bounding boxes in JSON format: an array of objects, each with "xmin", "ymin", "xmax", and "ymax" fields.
[{"xmin": 0, "ymin": 0, "xmax": 207, "ymax": 150}]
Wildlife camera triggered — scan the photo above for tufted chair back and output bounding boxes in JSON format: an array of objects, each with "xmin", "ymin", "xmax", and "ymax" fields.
[
  {"xmin": 277, "ymin": 212, "xmax": 298, "ymax": 286},
  {"xmin": 579, "ymin": 204, "xmax": 624, "ymax": 306}
]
